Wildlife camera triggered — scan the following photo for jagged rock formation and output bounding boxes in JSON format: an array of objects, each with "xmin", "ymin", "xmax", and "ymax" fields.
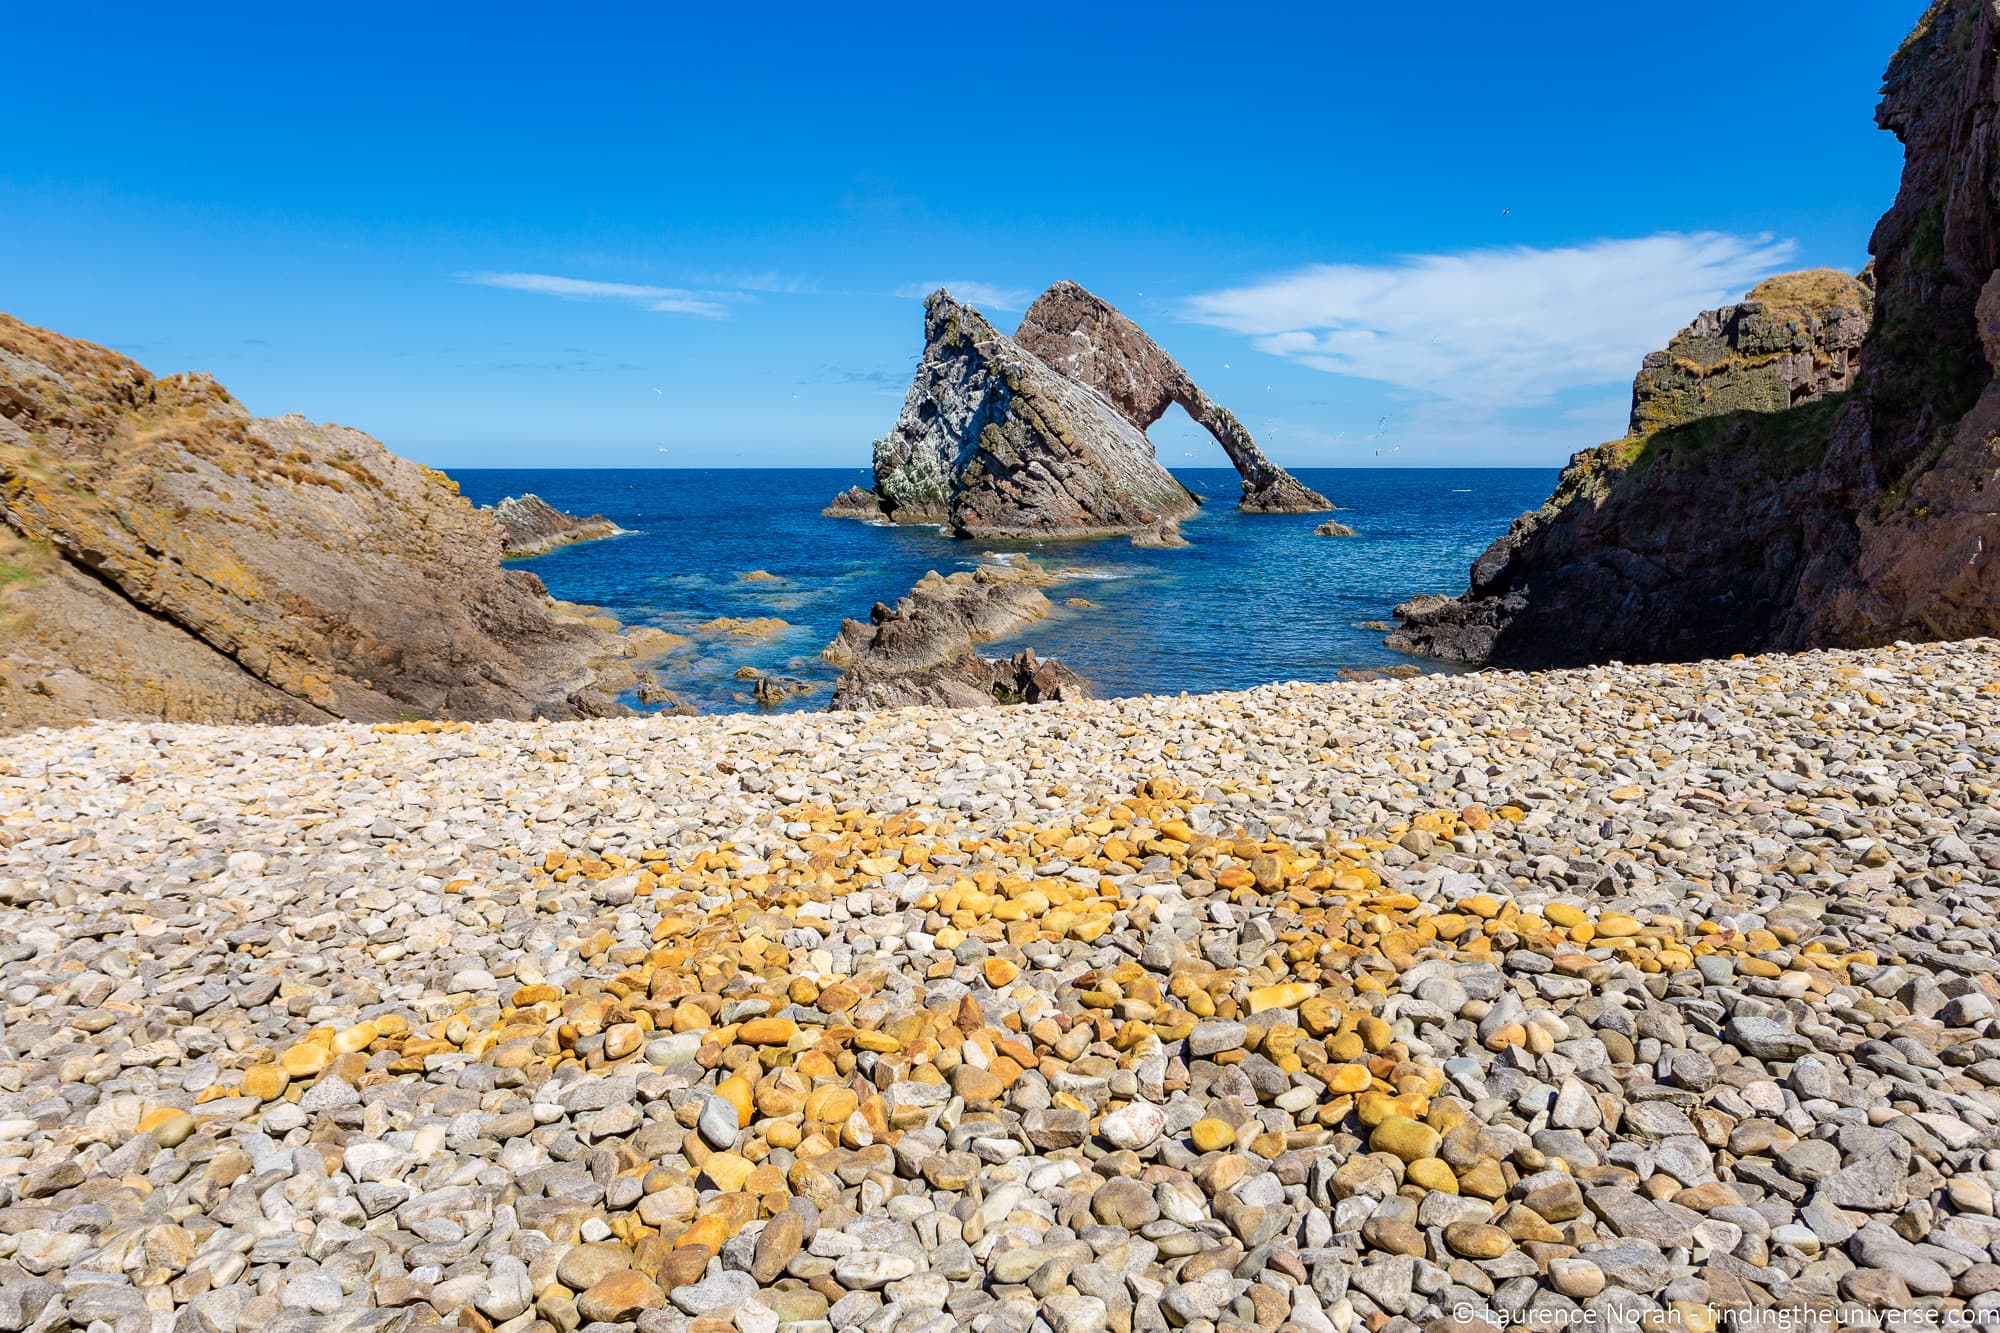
[
  {"xmin": 1784, "ymin": 0, "xmax": 2000, "ymax": 648},
  {"xmin": 1393, "ymin": 0, "xmax": 2000, "ymax": 669},
  {"xmin": 823, "ymin": 561, "xmax": 1089, "ymax": 709},
  {"xmin": 821, "ymin": 485, "xmax": 884, "ymax": 520},
  {"xmin": 1130, "ymin": 519, "xmax": 1189, "ymax": 548},
  {"xmin": 835, "ymin": 292, "xmax": 1197, "ymax": 537},
  {"xmin": 823, "ymin": 562, "xmax": 1055, "ymax": 674},
  {"xmin": 1014, "ymin": 280, "xmax": 1332, "ymax": 513},
  {"xmin": 831, "ymin": 647, "xmax": 1088, "ymax": 711},
  {"xmin": 0, "ymin": 315, "xmax": 667, "ymax": 729},
  {"xmin": 488, "ymin": 493, "xmax": 620, "ymax": 557}
]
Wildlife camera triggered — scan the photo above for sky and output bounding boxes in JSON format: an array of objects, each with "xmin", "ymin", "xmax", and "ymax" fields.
[{"xmin": 2, "ymin": 2, "xmax": 1922, "ymax": 469}]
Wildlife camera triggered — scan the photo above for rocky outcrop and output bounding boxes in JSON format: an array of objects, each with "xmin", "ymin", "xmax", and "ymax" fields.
[
  {"xmin": 830, "ymin": 646, "xmax": 1088, "ymax": 711},
  {"xmin": 1389, "ymin": 270, "xmax": 1873, "ymax": 666},
  {"xmin": 0, "ymin": 314, "xmax": 668, "ymax": 730},
  {"xmin": 836, "ymin": 291, "xmax": 1197, "ymax": 537},
  {"xmin": 1393, "ymin": 0, "xmax": 2000, "ymax": 669},
  {"xmin": 1015, "ymin": 280, "xmax": 1332, "ymax": 513},
  {"xmin": 824, "ymin": 562, "xmax": 1055, "ymax": 673},
  {"xmin": 824, "ymin": 561, "xmax": 1088, "ymax": 709},
  {"xmin": 821, "ymin": 485, "xmax": 884, "ymax": 520},
  {"xmin": 488, "ymin": 493, "xmax": 620, "ymax": 557}
]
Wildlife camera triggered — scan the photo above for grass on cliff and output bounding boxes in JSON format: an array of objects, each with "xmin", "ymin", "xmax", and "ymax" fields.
[
  {"xmin": 1602, "ymin": 392, "xmax": 1850, "ymax": 483},
  {"xmin": 1747, "ymin": 269, "xmax": 1871, "ymax": 318},
  {"xmin": 0, "ymin": 528, "xmax": 53, "ymax": 590},
  {"xmin": 0, "ymin": 528, "xmax": 55, "ymax": 637}
]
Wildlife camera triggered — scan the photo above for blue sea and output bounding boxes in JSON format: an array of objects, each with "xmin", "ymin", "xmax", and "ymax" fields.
[{"xmin": 450, "ymin": 469, "xmax": 1557, "ymax": 714}]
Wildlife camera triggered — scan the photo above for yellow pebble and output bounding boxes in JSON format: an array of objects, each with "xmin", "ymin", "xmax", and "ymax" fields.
[
  {"xmin": 331, "ymin": 1021, "xmax": 378, "ymax": 1055},
  {"xmin": 1407, "ymin": 1157, "xmax": 1459, "ymax": 1194},
  {"xmin": 1248, "ymin": 982, "xmax": 1315, "ymax": 1014},
  {"xmin": 1190, "ymin": 1118, "xmax": 1236, "ymax": 1152},
  {"xmin": 279, "ymin": 1044, "xmax": 328, "ymax": 1079}
]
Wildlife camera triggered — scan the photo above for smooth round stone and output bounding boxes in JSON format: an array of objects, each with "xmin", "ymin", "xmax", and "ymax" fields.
[
  {"xmin": 1101, "ymin": 1101, "xmax": 1167, "ymax": 1151},
  {"xmin": 697, "ymin": 1094, "xmax": 739, "ymax": 1150},
  {"xmin": 1549, "ymin": 1258, "xmax": 1605, "ymax": 1298},
  {"xmin": 1190, "ymin": 1118, "xmax": 1236, "ymax": 1152}
]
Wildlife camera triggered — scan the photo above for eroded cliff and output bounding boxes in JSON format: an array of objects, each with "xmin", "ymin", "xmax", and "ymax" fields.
[
  {"xmin": 0, "ymin": 315, "xmax": 663, "ymax": 729},
  {"xmin": 1014, "ymin": 281, "xmax": 1332, "ymax": 513},
  {"xmin": 1391, "ymin": 0, "xmax": 2000, "ymax": 671},
  {"xmin": 831, "ymin": 282, "xmax": 1330, "ymax": 537},
  {"xmin": 843, "ymin": 291, "xmax": 1197, "ymax": 537}
]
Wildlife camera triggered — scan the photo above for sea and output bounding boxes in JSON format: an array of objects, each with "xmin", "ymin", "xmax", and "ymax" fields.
[{"xmin": 450, "ymin": 468, "xmax": 1558, "ymax": 714}]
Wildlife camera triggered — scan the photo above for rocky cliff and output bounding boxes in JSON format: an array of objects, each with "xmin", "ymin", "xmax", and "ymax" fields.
[
  {"xmin": 1391, "ymin": 0, "xmax": 2000, "ymax": 669},
  {"xmin": 835, "ymin": 291, "xmax": 1197, "ymax": 537},
  {"xmin": 488, "ymin": 493, "xmax": 621, "ymax": 557},
  {"xmin": 1015, "ymin": 281, "xmax": 1332, "ymax": 513},
  {"xmin": 1389, "ymin": 271, "xmax": 1873, "ymax": 666},
  {"xmin": 0, "ymin": 315, "xmax": 666, "ymax": 729}
]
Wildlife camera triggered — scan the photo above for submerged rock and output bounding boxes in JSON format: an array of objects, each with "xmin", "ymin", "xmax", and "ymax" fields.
[
  {"xmin": 1316, "ymin": 519, "xmax": 1356, "ymax": 537},
  {"xmin": 487, "ymin": 493, "xmax": 620, "ymax": 557},
  {"xmin": 1130, "ymin": 519, "xmax": 1189, "ymax": 548}
]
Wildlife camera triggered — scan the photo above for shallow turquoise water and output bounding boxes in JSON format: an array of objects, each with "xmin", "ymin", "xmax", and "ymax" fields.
[{"xmin": 450, "ymin": 468, "xmax": 1556, "ymax": 713}]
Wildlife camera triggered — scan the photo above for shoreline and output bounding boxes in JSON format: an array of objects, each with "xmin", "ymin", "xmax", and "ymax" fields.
[{"xmin": 5, "ymin": 636, "xmax": 1996, "ymax": 1328}]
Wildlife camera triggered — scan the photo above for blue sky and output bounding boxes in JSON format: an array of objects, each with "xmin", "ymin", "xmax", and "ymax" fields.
[{"xmin": 4, "ymin": 2, "xmax": 1920, "ymax": 468}]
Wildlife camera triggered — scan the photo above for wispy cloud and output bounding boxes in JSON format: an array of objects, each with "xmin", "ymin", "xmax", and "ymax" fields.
[
  {"xmin": 459, "ymin": 271, "xmax": 738, "ymax": 318},
  {"xmin": 1181, "ymin": 232, "xmax": 1800, "ymax": 405},
  {"xmin": 689, "ymin": 270, "xmax": 817, "ymax": 295},
  {"xmin": 896, "ymin": 280, "xmax": 1033, "ymax": 313}
]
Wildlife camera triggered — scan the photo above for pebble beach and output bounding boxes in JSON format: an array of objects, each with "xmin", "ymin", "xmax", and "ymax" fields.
[{"xmin": 5, "ymin": 640, "xmax": 2000, "ymax": 1333}]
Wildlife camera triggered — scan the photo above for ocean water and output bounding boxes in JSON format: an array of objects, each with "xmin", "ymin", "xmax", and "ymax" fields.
[{"xmin": 450, "ymin": 468, "xmax": 1557, "ymax": 714}]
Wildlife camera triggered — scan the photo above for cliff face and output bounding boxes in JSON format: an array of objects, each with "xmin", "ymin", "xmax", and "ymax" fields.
[
  {"xmin": 1389, "ymin": 272, "xmax": 1873, "ymax": 666},
  {"xmin": 1013, "ymin": 281, "xmax": 1332, "ymax": 513},
  {"xmin": 1392, "ymin": 0, "xmax": 2000, "ymax": 670},
  {"xmin": 0, "ymin": 315, "xmax": 652, "ymax": 729},
  {"xmin": 854, "ymin": 291, "xmax": 1197, "ymax": 537},
  {"xmin": 1785, "ymin": 0, "xmax": 2000, "ymax": 647}
]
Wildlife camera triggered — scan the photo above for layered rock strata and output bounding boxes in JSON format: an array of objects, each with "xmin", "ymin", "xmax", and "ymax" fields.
[
  {"xmin": 824, "ymin": 561, "xmax": 1088, "ymax": 709},
  {"xmin": 1015, "ymin": 280, "xmax": 1332, "ymax": 513},
  {"xmin": 0, "ymin": 315, "xmax": 661, "ymax": 729},
  {"xmin": 489, "ymin": 493, "xmax": 621, "ymax": 557},
  {"xmin": 830, "ymin": 282, "xmax": 1333, "ymax": 536},
  {"xmin": 846, "ymin": 292, "xmax": 1197, "ymax": 537}
]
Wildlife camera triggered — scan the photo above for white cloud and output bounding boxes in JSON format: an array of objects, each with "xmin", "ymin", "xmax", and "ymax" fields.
[
  {"xmin": 896, "ymin": 280, "xmax": 1033, "ymax": 313},
  {"xmin": 459, "ymin": 271, "xmax": 736, "ymax": 318},
  {"xmin": 1181, "ymin": 232, "xmax": 1800, "ymax": 404}
]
